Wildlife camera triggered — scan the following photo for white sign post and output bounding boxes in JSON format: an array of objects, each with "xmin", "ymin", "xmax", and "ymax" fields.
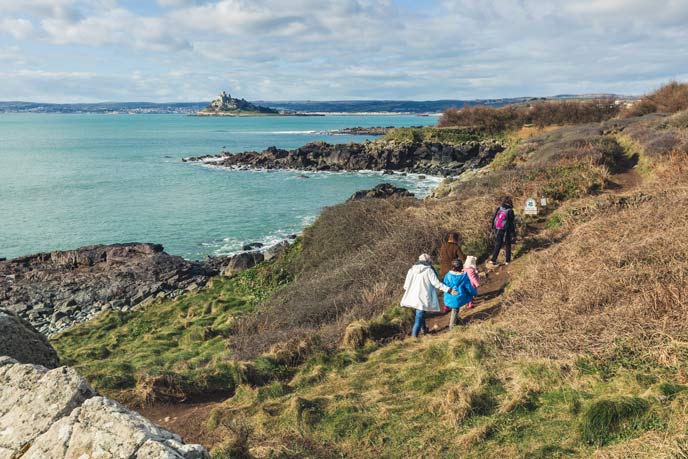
[
  {"xmin": 524, "ymin": 198, "xmax": 538, "ymax": 216},
  {"xmin": 540, "ymin": 197, "xmax": 548, "ymax": 208}
]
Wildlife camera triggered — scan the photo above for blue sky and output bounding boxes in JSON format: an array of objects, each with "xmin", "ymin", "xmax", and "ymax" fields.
[{"xmin": 0, "ymin": 0, "xmax": 686, "ymax": 102}]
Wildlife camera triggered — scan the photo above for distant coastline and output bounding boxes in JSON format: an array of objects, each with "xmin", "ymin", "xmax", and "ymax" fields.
[{"xmin": 0, "ymin": 93, "xmax": 636, "ymax": 115}]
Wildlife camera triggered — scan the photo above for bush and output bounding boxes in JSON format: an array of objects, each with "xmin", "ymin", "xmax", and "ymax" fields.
[
  {"xmin": 622, "ymin": 81, "xmax": 688, "ymax": 118},
  {"xmin": 439, "ymin": 99, "xmax": 620, "ymax": 134},
  {"xmin": 232, "ymin": 197, "xmax": 450, "ymax": 357}
]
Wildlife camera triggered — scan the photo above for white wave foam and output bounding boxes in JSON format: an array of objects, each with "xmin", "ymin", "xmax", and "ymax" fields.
[
  {"xmin": 211, "ymin": 228, "xmax": 303, "ymax": 258},
  {"xmin": 267, "ymin": 130, "xmax": 319, "ymax": 135}
]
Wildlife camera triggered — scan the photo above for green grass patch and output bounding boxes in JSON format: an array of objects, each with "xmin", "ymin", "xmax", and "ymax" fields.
[
  {"xmin": 382, "ymin": 126, "xmax": 485, "ymax": 144},
  {"xmin": 579, "ymin": 396, "xmax": 651, "ymax": 446},
  {"xmin": 51, "ymin": 243, "xmax": 301, "ymax": 402}
]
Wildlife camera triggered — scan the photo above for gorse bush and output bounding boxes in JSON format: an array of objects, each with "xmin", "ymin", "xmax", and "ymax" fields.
[
  {"xmin": 622, "ymin": 81, "xmax": 688, "ymax": 118},
  {"xmin": 439, "ymin": 99, "xmax": 620, "ymax": 134}
]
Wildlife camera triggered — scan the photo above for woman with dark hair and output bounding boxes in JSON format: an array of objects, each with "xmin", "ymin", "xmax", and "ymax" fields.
[{"xmin": 489, "ymin": 196, "xmax": 516, "ymax": 266}]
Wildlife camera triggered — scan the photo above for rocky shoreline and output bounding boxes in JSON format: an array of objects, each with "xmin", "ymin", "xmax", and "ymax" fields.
[
  {"xmin": 0, "ymin": 241, "xmax": 292, "ymax": 337},
  {"xmin": 183, "ymin": 138, "xmax": 504, "ymax": 177}
]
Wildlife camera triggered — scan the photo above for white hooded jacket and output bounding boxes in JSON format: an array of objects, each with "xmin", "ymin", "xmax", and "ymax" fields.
[{"xmin": 400, "ymin": 262, "xmax": 451, "ymax": 312}]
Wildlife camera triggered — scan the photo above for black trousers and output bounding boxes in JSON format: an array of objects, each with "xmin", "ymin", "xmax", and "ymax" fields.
[{"xmin": 491, "ymin": 229, "xmax": 512, "ymax": 263}]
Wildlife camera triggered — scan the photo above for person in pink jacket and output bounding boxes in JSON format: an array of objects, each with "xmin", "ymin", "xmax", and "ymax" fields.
[{"xmin": 463, "ymin": 256, "xmax": 480, "ymax": 309}]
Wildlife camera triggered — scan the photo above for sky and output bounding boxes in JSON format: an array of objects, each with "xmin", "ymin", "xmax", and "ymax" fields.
[{"xmin": 0, "ymin": 0, "xmax": 687, "ymax": 102}]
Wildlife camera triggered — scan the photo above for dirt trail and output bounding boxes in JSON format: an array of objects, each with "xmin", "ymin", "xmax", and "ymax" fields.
[
  {"xmin": 135, "ymin": 156, "xmax": 645, "ymax": 449},
  {"xmin": 425, "ymin": 262, "xmax": 510, "ymax": 333},
  {"xmin": 138, "ymin": 395, "xmax": 225, "ymax": 448}
]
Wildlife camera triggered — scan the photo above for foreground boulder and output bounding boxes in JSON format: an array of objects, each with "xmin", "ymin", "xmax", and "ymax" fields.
[
  {"xmin": 0, "ymin": 243, "xmax": 228, "ymax": 336},
  {"xmin": 0, "ymin": 308, "xmax": 60, "ymax": 368},
  {"xmin": 348, "ymin": 183, "xmax": 415, "ymax": 201},
  {"xmin": 0, "ymin": 357, "xmax": 208, "ymax": 459}
]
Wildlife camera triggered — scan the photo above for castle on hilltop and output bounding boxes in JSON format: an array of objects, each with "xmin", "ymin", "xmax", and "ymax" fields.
[{"xmin": 202, "ymin": 91, "xmax": 278, "ymax": 114}]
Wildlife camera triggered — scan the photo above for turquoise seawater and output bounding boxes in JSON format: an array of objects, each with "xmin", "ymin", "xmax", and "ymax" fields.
[{"xmin": 0, "ymin": 114, "xmax": 438, "ymax": 260}]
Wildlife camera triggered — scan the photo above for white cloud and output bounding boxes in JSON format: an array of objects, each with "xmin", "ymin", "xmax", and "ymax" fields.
[
  {"xmin": 0, "ymin": 0, "xmax": 687, "ymax": 101},
  {"xmin": 0, "ymin": 18, "xmax": 33, "ymax": 39},
  {"xmin": 40, "ymin": 8, "xmax": 192, "ymax": 52}
]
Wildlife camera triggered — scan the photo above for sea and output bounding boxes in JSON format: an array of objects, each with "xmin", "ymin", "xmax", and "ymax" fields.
[{"xmin": 0, "ymin": 113, "xmax": 440, "ymax": 260}]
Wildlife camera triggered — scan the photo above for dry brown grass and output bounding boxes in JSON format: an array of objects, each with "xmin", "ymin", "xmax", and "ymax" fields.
[
  {"xmin": 439, "ymin": 99, "xmax": 620, "ymax": 134},
  {"xmin": 500, "ymin": 180, "xmax": 688, "ymax": 361},
  {"xmin": 134, "ymin": 372, "xmax": 189, "ymax": 405}
]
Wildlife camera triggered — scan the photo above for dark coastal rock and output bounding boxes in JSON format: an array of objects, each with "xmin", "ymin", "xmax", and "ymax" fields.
[
  {"xmin": 0, "ymin": 243, "xmax": 228, "ymax": 337},
  {"xmin": 242, "ymin": 242, "xmax": 264, "ymax": 251},
  {"xmin": 0, "ymin": 308, "xmax": 60, "ymax": 368},
  {"xmin": 347, "ymin": 183, "xmax": 416, "ymax": 202},
  {"xmin": 184, "ymin": 138, "xmax": 505, "ymax": 177},
  {"xmin": 223, "ymin": 251, "xmax": 265, "ymax": 277}
]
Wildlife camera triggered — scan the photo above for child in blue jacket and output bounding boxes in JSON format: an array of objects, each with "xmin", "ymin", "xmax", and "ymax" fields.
[{"xmin": 443, "ymin": 259, "xmax": 478, "ymax": 330}]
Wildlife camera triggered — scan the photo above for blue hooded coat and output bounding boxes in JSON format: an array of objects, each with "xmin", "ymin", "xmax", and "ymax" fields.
[{"xmin": 442, "ymin": 271, "xmax": 478, "ymax": 309}]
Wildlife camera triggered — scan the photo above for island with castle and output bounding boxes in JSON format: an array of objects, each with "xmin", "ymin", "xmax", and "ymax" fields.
[{"xmin": 195, "ymin": 91, "xmax": 280, "ymax": 116}]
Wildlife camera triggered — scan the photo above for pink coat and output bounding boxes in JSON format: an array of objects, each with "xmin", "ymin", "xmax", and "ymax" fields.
[{"xmin": 464, "ymin": 267, "xmax": 480, "ymax": 308}]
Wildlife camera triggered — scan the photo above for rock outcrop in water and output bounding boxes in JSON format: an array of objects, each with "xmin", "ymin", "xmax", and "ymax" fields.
[
  {"xmin": 0, "ymin": 243, "xmax": 228, "ymax": 337},
  {"xmin": 347, "ymin": 183, "xmax": 415, "ymax": 201},
  {"xmin": 183, "ymin": 138, "xmax": 504, "ymax": 176},
  {"xmin": 0, "ymin": 356, "xmax": 208, "ymax": 458}
]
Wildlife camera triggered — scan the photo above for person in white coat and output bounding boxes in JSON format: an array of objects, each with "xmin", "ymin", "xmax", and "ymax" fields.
[{"xmin": 401, "ymin": 253, "xmax": 458, "ymax": 337}]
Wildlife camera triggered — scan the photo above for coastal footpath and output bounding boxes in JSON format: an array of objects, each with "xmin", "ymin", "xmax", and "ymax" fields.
[{"xmin": 184, "ymin": 137, "xmax": 505, "ymax": 176}]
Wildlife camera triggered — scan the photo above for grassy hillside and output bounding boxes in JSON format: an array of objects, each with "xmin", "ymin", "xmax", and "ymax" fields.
[
  {"xmin": 52, "ymin": 84, "xmax": 688, "ymax": 457},
  {"xmin": 53, "ymin": 242, "xmax": 301, "ymax": 403},
  {"xmin": 206, "ymin": 327, "xmax": 688, "ymax": 458}
]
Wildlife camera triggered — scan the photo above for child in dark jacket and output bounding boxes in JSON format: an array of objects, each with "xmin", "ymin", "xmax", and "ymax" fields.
[{"xmin": 443, "ymin": 259, "xmax": 478, "ymax": 330}]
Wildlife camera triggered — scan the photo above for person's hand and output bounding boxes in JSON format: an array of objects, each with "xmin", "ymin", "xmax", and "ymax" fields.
[{"xmin": 450, "ymin": 289, "xmax": 459, "ymax": 296}]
